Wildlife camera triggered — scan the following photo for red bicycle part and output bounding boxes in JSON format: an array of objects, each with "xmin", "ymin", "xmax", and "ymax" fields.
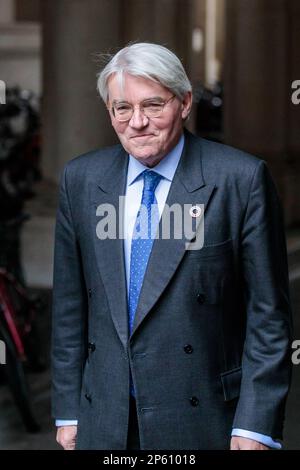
[{"xmin": 0, "ymin": 274, "xmax": 26, "ymax": 359}]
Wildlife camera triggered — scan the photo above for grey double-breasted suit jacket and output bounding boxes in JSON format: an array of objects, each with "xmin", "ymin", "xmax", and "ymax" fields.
[{"xmin": 52, "ymin": 130, "xmax": 292, "ymax": 449}]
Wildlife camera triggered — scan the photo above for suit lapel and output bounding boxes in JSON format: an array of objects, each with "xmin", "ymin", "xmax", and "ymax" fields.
[
  {"xmin": 90, "ymin": 147, "xmax": 129, "ymax": 350},
  {"xmin": 131, "ymin": 131, "xmax": 216, "ymax": 337}
]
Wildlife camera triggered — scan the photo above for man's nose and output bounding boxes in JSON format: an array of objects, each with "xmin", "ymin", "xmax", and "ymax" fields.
[{"xmin": 128, "ymin": 107, "xmax": 148, "ymax": 129}]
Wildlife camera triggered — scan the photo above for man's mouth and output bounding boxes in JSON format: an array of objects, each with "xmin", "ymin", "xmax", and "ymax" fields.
[{"xmin": 130, "ymin": 134, "xmax": 154, "ymax": 139}]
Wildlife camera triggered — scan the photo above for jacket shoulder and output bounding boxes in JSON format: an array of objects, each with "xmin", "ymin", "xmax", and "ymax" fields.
[
  {"xmin": 188, "ymin": 135, "xmax": 268, "ymax": 188},
  {"xmin": 182, "ymin": 132, "xmax": 272, "ymax": 202},
  {"xmin": 64, "ymin": 143, "xmax": 123, "ymax": 173},
  {"xmin": 58, "ymin": 144, "xmax": 125, "ymax": 190},
  {"xmin": 200, "ymin": 137, "xmax": 263, "ymax": 171}
]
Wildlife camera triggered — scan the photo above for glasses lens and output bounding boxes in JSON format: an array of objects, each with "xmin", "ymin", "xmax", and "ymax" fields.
[
  {"xmin": 114, "ymin": 104, "xmax": 133, "ymax": 121},
  {"xmin": 143, "ymin": 102, "xmax": 164, "ymax": 118}
]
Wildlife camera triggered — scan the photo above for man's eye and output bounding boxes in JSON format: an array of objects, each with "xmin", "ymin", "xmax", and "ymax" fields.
[
  {"xmin": 143, "ymin": 102, "xmax": 162, "ymax": 110},
  {"xmin": 115, "ymin": 105, "xmax": 131, "ymax": 113}
]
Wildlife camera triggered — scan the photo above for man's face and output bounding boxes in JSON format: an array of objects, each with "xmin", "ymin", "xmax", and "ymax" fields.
[{"xmin": 107, "ymin": 73, "xmax": 192, "ymax": 167}]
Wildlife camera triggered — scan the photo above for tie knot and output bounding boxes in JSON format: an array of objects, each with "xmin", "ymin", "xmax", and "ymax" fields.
[{"xmin": 142, "ymin": 170, "xmax": 163, "ymax": 194}]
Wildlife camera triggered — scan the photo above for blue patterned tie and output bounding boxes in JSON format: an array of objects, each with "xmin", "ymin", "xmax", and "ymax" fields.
[
  {"xmin": 128, "ymin": 170, "xmax": 163, "ymax": 335},
  {"xmin": 128, "ymin": 170, "xmax": 162, "ymax": 396}
]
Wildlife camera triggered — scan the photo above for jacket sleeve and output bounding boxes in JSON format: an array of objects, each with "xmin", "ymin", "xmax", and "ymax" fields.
[
  {"xmin": 232, "ymin": 160, "xmax": 293, "ymax": 439},
  {"xmin": 51, "ymin": 164, "xmax": 88, "ymax": 419}
]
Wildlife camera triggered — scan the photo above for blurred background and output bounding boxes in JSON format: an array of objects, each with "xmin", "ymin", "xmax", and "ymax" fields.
[{"xmin": 0, "ymin": 0, "xmax": 299, "ymax": 450}]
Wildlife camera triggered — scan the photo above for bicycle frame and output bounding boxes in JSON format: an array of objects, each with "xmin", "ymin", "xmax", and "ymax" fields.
[{"xmin": 0, "ymin": 268, "xmax": 34, "ymax": 360}]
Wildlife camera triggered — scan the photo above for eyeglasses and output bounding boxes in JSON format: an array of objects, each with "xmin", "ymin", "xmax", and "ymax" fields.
[{"xmin": 110, "ymin": 95, "xmax": 176, "ymax": 122}]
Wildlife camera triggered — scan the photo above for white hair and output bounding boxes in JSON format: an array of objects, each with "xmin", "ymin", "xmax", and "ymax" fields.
[{"xmin": 97, "ymin": 42, "xmax": 192, "ymax": 103}]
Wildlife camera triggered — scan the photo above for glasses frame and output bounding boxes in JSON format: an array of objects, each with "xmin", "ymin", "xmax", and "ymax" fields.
[{"xmin": 110, "ymin": 94, "xmax": 176, "ymax": 122}]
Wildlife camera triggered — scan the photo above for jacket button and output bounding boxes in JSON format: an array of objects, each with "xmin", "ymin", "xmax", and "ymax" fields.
[
  {"xmin": 190, "ymin": 396, "xmax": 199, "ymax": 407},
  {"xmin": 85, "ymin": 393, "xmax": 92, "ymax": 403},
  {"xmin": 197, "ymin": 293, "xmax": 205, "ymax": 304},
  {"xmin": 88, "ymin": 342, "xmax": 96, "ymax": 352},
  {"xmin": 184, "ymin": 344, "xmax": 193, "ymax": 354},
  {"xmin": 88, "ymin": 289, "xmax": 92, "ymax": 298}
]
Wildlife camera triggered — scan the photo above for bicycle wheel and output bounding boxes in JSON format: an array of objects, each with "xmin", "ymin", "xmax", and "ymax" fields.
[{"xmin": 0, "ymin": 315, "xmax": 40, "ymax": 433}]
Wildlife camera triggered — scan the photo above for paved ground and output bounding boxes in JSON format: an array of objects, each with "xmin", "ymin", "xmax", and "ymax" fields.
[
  {"xmin": 0, "ymin": 181, "xmax": 300, "ymax": 450},
  {"xmin": 0, "ymin": 288, "xmax": 59, "ymax": 450}
]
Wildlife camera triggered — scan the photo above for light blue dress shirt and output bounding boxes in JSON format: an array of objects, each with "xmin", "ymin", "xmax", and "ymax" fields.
[{"xmin": 56, "ymin": 133, "xmax": 281, "ymax": 449}]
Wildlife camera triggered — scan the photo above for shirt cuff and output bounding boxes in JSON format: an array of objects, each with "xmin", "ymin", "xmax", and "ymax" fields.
[
  {"xmin": 56, "ymin": 419, "xmax": 78, "ymax": 426},
  {"xmin": 232, "ymin": 428, "xmax": 282, "ymax": 449}
]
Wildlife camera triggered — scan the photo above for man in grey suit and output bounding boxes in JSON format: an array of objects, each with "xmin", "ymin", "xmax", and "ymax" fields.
[{"xmin": 52, "ymin": 43, "xmax": 292, "ymax": 450}]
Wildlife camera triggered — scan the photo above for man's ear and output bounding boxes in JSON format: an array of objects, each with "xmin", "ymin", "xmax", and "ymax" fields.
[{"xmin": 181, "ymin": 91, "xmax": 193, "ymax": 120}]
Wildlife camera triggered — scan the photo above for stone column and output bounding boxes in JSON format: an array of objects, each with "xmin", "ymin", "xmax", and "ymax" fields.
[
  {"xmin": 42, "ymin": 0, "xmax": 122, "ymax": 181},
  {"xmin": 223, "ymin": 0, "xmax": 297, "ymax": 220},
  {"xmin": 224, "ymin": 0, "xmax": 289, "ymax": 158},
  {"xmin": 224, "ymin": 0, "xmax": 300, "ymax": 225},
  {"xmin": 122, "ymin": 0, "xmax": 179, "ymax": 52},
  {"xmin": 284, "ymin": 0, "xmax": 300, "ymax": 225},
  {"xmin": 0, "ymin": 0, "xmax": 15, "ymax": 23}
]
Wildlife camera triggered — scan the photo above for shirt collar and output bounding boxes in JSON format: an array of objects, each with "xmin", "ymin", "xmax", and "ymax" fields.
[{"xmin": 127, "ymin": 133, "xmax": 185, "ymax": 186}]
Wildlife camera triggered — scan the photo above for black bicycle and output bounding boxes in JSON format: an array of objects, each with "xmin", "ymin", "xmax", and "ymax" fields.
[{"xmin": 0, "ymin": 217, "xmax": 45, "ymax": 433}]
